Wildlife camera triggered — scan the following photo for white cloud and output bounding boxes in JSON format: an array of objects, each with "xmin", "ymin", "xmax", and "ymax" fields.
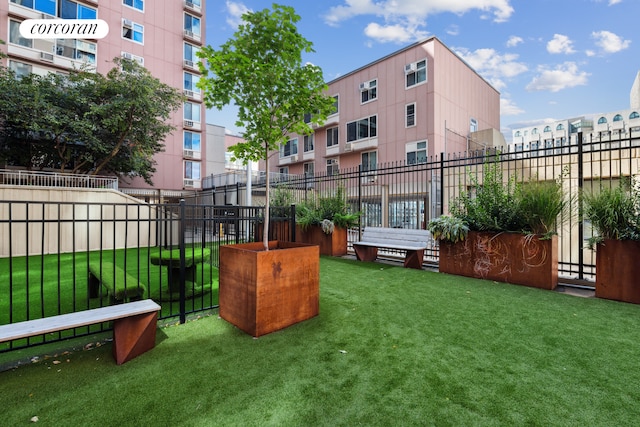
[
  {"xmin": 324, "ymin": 0, "xmax": 514, "ymax": 43},
  {"xmin": 455, "ymin": 47, "xmax": 527, "ymax": 91},
  {"xmin": 506, "ymin": 36, "xmax": 523, "ymax": 47},
  {"xmin": 526, "ymin": 62, "xmax": 589, "ymax": 93},
  {"xmin": 501, "ymin": 97, "xmax": 524, "ymax": 115},
  {"xmin": 547, "ymin": 34, "xmax": 576, "ymax": 54},
  {"xmin": 225, "ymin": 1, "xmax": 250, "ymax": 29},
  {"xmin": 364, "ymin": 22, "xmax": 428, "ymax": 44},
  {"xmin": 591, "ymin": 30, "xmax": 631, "ymax": 54},
  {"xmin": 447, "ymin": 25, "xmax": 460, "ymax": 36},
  {"xmin": 609, "ymin": 0, "xmax": 622, "ymax": 5}
]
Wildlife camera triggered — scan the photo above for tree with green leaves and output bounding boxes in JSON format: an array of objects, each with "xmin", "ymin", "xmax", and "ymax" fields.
[
  {"xmin": 197, "ymin": 4, "xmax": 336, "ymax": 250},
  {"xmin": 0, "ymin": 57, "xmax": 183, "ymax": 185}
]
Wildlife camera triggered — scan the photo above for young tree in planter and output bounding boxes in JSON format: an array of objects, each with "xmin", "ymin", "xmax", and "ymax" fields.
[{"xmin": 197, "ymin": 4, "xmax": 336, "ymax": 250}]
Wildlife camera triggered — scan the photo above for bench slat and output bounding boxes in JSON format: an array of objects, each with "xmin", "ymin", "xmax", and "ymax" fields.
[
  {"xmin": 354, "ymin": 241, "xmax": 426, "ymax": 250},
  {"xmin": 0, "ymin": 299, "xmax": 161, "ymax": 343}
]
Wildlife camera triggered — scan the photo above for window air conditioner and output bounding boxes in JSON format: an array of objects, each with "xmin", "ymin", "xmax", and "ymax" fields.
[
  {"xmin": 185, "ymin": 1, "xmax": 195, "ymax": 9},
  {"xmin": 123, "ymin": 19, "xmax": 133, "ymax": 28},
  {"xmin": 183, "ymin": 179, "xmax": 194, "ymax": 188},
  {"xmin": 359, "ymin": 82, "xmax": 369, "ymax": 91},
  {"xmin": 122, "ymin": 52, "xmax": 133, "ymax": 60},
  {"xmin": 184, "ymin": 30, "xmax": 194, "ymax": 38},
  {"xmin": 184, "ymin": 59, "xmax": 194, "ymax": 68},
  {"xmin": 184, "ymin": 120, "xmax": 194, "ymax": 127},
  {"xmin": 344, "ymin": 143, "xmax": 352, "ymax": 152},
  {"xmin": 184, "ymin": 150, "xmax": 194, "ymax": 158},
  {"xmin": 184, "ymin": 90, "xmax": 194, "ymax": 97},
  {"xmin": 404, "ymin": 63, "xmax": 417, "ymax": 73}
]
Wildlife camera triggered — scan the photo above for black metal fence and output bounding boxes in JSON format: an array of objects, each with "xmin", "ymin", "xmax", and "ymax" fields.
[
  {"xmin": 0, "ymin": 200, "xmax": 295, "ymax": 353},
  {"xmin": 2, "ymin": 130, "xmax": 639, "ymax": 353},
  {"xmin": 243, "ymin": 131, "xmax": 640, "ymax": 285}
]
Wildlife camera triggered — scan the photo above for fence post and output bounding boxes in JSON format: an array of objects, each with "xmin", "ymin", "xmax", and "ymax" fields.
[
  {"xmin": 439, "ymin": 153, "xmax": 445, "ymax": 216},
  {"xmin": 577, "ymin": 132, "xmax": 584, "ymax": 281},
  {"xmin": 179, "ymin": 199, "xmax": 186, "ymax": 324},
  {"xmin": 290, "ymin": 204, "xmax": 296, "ymax": 242}
]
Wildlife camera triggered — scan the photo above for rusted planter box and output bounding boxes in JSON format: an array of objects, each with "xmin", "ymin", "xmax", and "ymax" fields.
[
  {"xmin": 439, "ymin": 231, "xmax": 558, "ymax": 290},
  {"xmin": 296, "ymin": 225, "xmax": 348, "ymax": 256},
  {"xmin": 596, "ymin": 239, "xmax": 640, "ymax": 304},
  {"xmin": 219, "ymin": 241, "xmax": 319, "ymax": 337}
]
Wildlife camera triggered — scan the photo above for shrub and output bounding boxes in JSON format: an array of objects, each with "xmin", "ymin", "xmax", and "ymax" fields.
[{"xmin": 582, "ymin": 178, "xmax": 640, "ymax": 248}]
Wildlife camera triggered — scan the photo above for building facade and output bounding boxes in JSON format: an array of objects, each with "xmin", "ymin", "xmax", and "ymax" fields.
[
  {"xmin": 511, "ymin": 70, "xmax": 640, "ymax": 152},
  {"xmin": 0, "ymin": 0, "xmax": 206, "ymax": 200},
  {"xmin": 271, "ymin": 36, "xmax": 502, "ymax": 177}
]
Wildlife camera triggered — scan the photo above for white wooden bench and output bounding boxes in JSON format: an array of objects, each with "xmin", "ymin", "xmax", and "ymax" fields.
[
  {"xmin": 353, "ymin": 227, "xmax": 432, "ymax": 269},
  {"xmin": 0, "ymin": 299, "xmax": 161, "ymax": 365}
]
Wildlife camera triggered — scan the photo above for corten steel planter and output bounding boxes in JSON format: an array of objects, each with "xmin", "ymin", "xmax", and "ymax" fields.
[
  {"xmin": 296, "ymin": 225, "xmax": 348, "ymax": 256},
  {"xmin": 438, "ymin": 231, "xmax": 558, "ymax": 290},
  {"xmin": 219, "ymin": 241, "xmax": 320, "ymax": 337},
  {"xmin": 595, "ymin": 239, "xmax": 640, "ymax": 304}
]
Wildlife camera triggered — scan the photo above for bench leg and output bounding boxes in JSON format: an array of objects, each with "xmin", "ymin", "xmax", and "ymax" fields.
[
  {"xmin": 112, "ymin": 312, "xmax": 158, "ymax": 365},
  {"xmin": 88, "ymin": 272, "xmax": 101, "ymax": 299},
  {"xmin": 404, "ymin": 250, "xmax": 424, "ymax": 269},
  {"xmin": 354, "ymin": 245, "xmax": 378, "ymax": 262}
]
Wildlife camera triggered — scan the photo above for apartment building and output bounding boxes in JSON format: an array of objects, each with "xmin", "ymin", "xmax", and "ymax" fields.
[
  {"xmin": 0, "ymin": 0, "xmax": 206, "ymax": 200},
  {"xmin": 510, "ymin": 70, "xmax": 640, "ymax": 151},
  {"xmin": 272, "ymin": 36, "xmax": 502, "ymax": 177}
]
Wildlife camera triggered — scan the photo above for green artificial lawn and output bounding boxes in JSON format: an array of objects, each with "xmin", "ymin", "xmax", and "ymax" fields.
[{"xmin": 3, "ymin": 257, "xmax": 640, "ymax": 426}]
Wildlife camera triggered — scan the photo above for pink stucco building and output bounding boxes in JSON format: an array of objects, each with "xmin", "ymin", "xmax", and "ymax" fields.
[
  {"xmin": 1, "ymin": 0, "xmax": 206, "ymax": 200},
  {"xmin": 273, "ymin": 36, "xmax": 501, "ymax": 176}
]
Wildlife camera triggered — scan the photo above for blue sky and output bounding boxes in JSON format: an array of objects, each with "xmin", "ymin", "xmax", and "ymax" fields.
[{"xmin": 204, "ymin": 0, "xmax": 638, "ymax": 140}]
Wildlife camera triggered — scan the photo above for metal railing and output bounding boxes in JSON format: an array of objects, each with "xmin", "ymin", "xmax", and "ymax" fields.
[{"xmin": 0, "ymin": 169, "xmax": 119, "ymax": 190}]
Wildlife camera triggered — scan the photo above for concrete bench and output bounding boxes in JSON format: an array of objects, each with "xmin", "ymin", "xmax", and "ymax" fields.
[
  {"xmin": 0, "ymin": 299, "xmax": 161, "ymax": 365},
  {"xmin": 353, "ymin": 227, "xmax": 432, "ymax": 269},
  {"xmin": 89, "ymin": 261, "xmax": 146, "ymax": 302}
]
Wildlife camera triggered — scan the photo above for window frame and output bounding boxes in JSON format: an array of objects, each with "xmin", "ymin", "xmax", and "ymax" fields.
[
  {"xmin": 359, "ymin": 79, "xmax": 377, "ymax": 104},
  {"xmin": 346, "ymin": 115, "xmax": 377, "ymax": 143},
  {"xmin": 122, "ymin": 19, "xmax": 144, "ymax": 44},
  {"xmin": 123, "ymin": 0, "xmax": 144, "ymax": 12},
  {"xmin": 405, "ymin": 59, "xmax": 427, "ymax": 88},
  {"xmin": 406, "ymin": 103, "xmax": 416, "ymax": 128},
  {"xmin": 184, "ymin": 160, "xmax": 201, "ymax": 180},
  {"xmin": 183, "ymin": 131, "xmax": 201, "ymax": 151},
  {"xmin": 326, "ymin": 127, "xmax": 339, "ymax": 147}
]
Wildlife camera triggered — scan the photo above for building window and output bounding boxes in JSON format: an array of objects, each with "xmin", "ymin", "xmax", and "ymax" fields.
[
  {"xmin": 123, "ymin": 20, "xmax": 144, "ymax": 43},
  {"xmin": 185, "ymin": 14, "xmax": 201, "ymax": 37},
  {"xmin": 514, "ymin": 131, "xmax": 521, "ymax": 137},
  {"xmin": 61, "ymin": 0, "xmax": 96, "ymax": 19},
  {"xmin": 405, "ymin": 59, "xmax": 427, "ymax": 88},
  {"xmin": 12, "ymin": 0, "xmax": 56, "ymax": 16},
  {"xmin": 470, "ymin": 118, "xmax": 478, "ymax": 133},
  {"xmin": 630, "ymin": 112, "xmax": 640, "ymax": 120},
  {"xmin": 543, "ymin": 126, "xmax": 551, "ymax": 132},
  {"xmin": 183, "ymin": 72, "xmax": 200, "ymax": 93},
  {"xmin": 304, "ymin": 134, "xmax": 314, "ymax": 152},
  {"xmin": 326, "ymin": 127, "xmax": 339, "ymax": 147},
  {"xmin": 597, "ymin": 117, "xmax": 607, "ymax": 124},
  {"xmin": 56, "ymin": 39, "xmax": 96, "ymax": 64},
  {"xmin": 184, "ymin": 161, "xmax": 201, "ymax": 180},
  {"xmin": 532, "ymin": 128, "xmax": 538, "ymax": 135},
  {"xmin": 326, "ymin": 158, "xmax": 339, "ymax": 175},
  {"xmin": 123, "ymin": 0, "xmax": 144, "ymax": 11},
  {"xmin": 280, "ymin": 138, "xmax": 298, "ymax": 158},
  {"xmin": 183, "ymin": 102, "xmax": 201, "ymax": 123},
  {"xmin": 304, "ymin": 162, "xmax": 314, "ymax": 177},
  {"xmin": 347, "ymin": 115, "xmax": 377, "ymax": 143},
  {"xmin": 359, "ymin": 79, "xmax": 377, "ymax": 104},
  {"xmin": 406, "ymin": 103, "xmax": 416, "ymax": 127},
  {"xmin": 361, "ymin": 151, "xmax": 377, "ymax": 172},
  {"xmin": 9, "ymin": 60, "xmax": 32, "ymax": 78},
  {"xmin": 184, "ymin": 42, "xmax": 199, "ymax": 64},
  {"xmin": 9, "ymin": 20, "xmax": 32, "ymax": 48},
  {"xmin": 613, "ymin": 114, "xmax": 623, "ymax": 122},
  {"xmin": 279, "ymin": 167, "xmax": 289, "ymax": 175},
  {"xmin": 556, "ymin": 124, "xmax": 564, "ymax": 131},
  {"xmin": 330, "ymin": 95, "xmax": 339, "ymax": 115},
  {"xmin": 406, "ymin": 141, "xmax": 427, "ymax": 165},
  {"xmin": 183, "ymin": 131, "xmax": 201, "ymax": 151}
]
